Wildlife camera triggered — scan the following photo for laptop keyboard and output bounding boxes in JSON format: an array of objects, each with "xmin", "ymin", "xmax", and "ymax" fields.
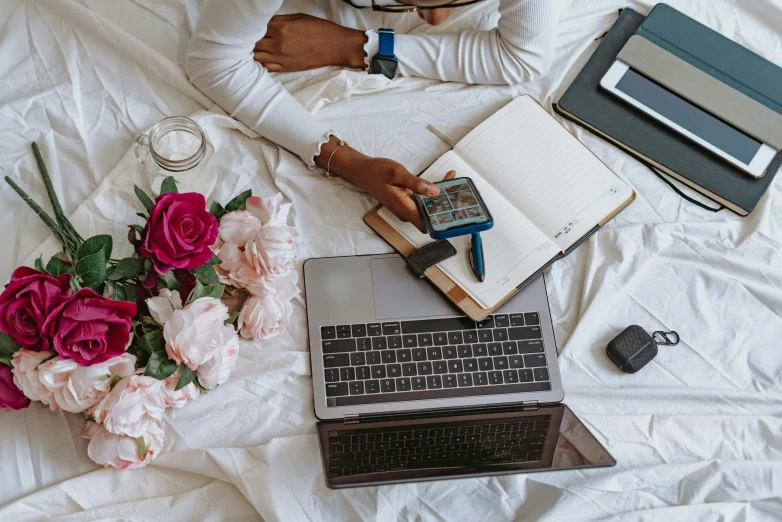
[
  {"xmin": 320, "ymin": 314, "xmax": 551, "ymax": 407},
  {"xmin": 326, "ymin": 416, "xmax": 551, "ymax": 478}
]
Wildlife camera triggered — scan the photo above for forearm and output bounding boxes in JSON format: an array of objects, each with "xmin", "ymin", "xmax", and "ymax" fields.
[
  {"xmin": 363, "ymin": 0, "xmax": 557, "ymax": 85},
  {"xmin": 186, "ymin": 0, "xmax": 333, "ymax": 166}
]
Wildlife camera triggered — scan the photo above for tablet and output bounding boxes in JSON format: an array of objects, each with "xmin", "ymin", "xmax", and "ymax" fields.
[{"xmin": 600, "ymin": 60, "xmax": 778, "ymax": 178}]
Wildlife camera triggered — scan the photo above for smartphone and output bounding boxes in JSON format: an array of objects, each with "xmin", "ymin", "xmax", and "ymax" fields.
[{"xmin": 415, "ymin": 177, "xmax": 494, "ymax": 240}]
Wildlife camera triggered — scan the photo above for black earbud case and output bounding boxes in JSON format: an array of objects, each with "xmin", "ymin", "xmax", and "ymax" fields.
[{"xmin": 606, "ymin": 325, "xmax": 658, "ymax": 374}]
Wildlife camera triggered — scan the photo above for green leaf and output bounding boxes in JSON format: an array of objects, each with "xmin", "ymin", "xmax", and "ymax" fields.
[
  {"xmin": 145, "ymin": 350, "xmax": 178, "ymax": 380},
  {"xmin": 225, "ymin": 312, "xmax": 239, "ymax": 325},
  {"xmin": 0, "ymin": 332, "xmax": 21, "ymax": 363},
  {"xmin": 136, "ymin": 331, "xmax": 165, "ymax": 354},
  {"xmin": 75, "ymin": 251, "xmax": 107, "ymax": 289},
  {"xmin": 46, "ymin": 256, "xmax": 75, "ymax": 277},
  {"xmin": 157, "ymin": 270, "xmax": 181, "ymax": 290},
  {"xmin": 187, "ymin": 279, "xmax": 205, "ymax": 304},
  {"xmin": 209, "ymin": 201, "xmax": 226, "ymax": 221},
  {"xmin": 121, "ymin": 283, "xmax": 137, "ymax": 304},
  {"xmin": 127, "ymin": 344, "xmax": 151, "ymax": 367},
  {"xmin": 201, "ymin": 283, "xmax": 225, "ymax": 300},
  {"xmin": 136, "ymin": 213, "xmax": 147, "ymax": 220},
  {"xmin": 175, "ymin": 364, "xmax": 196, "ymax": 391},
  {"xmin": 134, "ymin": 185, "xmax": 155, "ymax": 212},
  {"xmin": 77, "ymin": 234, "xmax": 113, "ymax": 263},
  {"xmin": 132, "ymin": 224, "xmax": 144, "ymax": 234},
  {"xmin": 224, "ymin": 190, "xmax": 252, "ymax": 212},
  {"xmin": 208, "ymin": 254, "xmax": 221, "ymax": 265},
  {"xmin": 112, "ymin": 283, "xmax": 127, "ymax": 301},
  {"xmin": 34, "ymin": 256, "xmax": 44, "ymax": 272},
  {"xmin": 160, "ymin": 177, "xmax": 178, "ymax": 194},
  {"xmin": 191, "ymin": 264, "xmax": 219, "ymax": 285},
  {"xmin": 136, "ymin": 436, "xmax": 147, "ymax": 458},
  {"xmin": 69, "ymin": 277, "xmax": 81, "ymax": 294},
  {"xmin": 108, "ymin": 257, "xmax": 142, "ymax": 281}
]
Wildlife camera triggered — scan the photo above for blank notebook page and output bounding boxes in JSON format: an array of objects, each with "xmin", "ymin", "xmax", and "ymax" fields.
[
  {"xmin": 378, "ymin": 151, "xmax": 558, "ymax": 309},
  {"xmin": 455, "ymin": 96, "xmax": 634, "ymax": 252}
]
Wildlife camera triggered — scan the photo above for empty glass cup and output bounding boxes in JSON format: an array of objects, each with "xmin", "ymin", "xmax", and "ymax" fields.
[{"xmin": 133, "ymin": 116, "xmax": 217, "ymax": 198}]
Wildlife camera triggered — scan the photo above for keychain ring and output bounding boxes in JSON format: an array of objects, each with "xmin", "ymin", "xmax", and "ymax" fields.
[{"xmin": 652, "ymin": 330, "xmax": 680, "ymax": 346}]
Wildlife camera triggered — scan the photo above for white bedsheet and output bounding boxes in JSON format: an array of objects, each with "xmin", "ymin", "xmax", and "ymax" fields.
[{"xmin": 1, "ymin": 0, "xmax": 782, "ymax": 520}]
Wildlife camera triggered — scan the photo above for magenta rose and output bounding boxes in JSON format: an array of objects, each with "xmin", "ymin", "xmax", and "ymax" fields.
[
  {"xmin": 139, "ymin": 193, "xmax": 218, "ymax": 274},
  {"xmin": 0, "ymin": 267, "xmax": 72, "ymax": 351},
  {"xmin": 43, "ymin": 288, "xmax": 137, "ymax": 366},
  {"xmin": 0, "ymin": 364, "xmax": 30, "ymax": 410}
]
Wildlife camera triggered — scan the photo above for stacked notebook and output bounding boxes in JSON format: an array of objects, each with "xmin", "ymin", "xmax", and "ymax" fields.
[
  {"xmin": 365, "ymin": 96, "xmax": 635, "ymax": 321},
  {"xmin": 555, "ymin": 4, "xmax": 782, "ymax": 216}
]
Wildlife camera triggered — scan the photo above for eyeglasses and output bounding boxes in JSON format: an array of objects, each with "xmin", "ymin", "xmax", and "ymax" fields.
[{"xmin": 371, "ymin": 0, "xmax": 485, "ymax": 13}]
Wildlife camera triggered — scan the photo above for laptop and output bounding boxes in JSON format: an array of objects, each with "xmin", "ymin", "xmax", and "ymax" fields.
[{"xmin": 304, "ymin": 254, "xmax": 615, "ymax": 488}]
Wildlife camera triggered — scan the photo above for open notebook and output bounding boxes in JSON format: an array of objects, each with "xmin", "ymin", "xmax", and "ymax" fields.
[{"xmin": 365, "ymin": 96, "xmax": 635, "ymax": 320}]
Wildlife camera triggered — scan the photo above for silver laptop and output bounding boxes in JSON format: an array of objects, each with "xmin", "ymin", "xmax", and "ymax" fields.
[{"xmin": 305, "ymin": 254, "xmax": 614, "ymax": 488}]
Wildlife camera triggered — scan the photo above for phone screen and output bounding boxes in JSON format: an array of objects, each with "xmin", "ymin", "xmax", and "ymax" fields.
[{"xmin": 418, "ymin": 178, "xmax": 490, "ymax": 232}]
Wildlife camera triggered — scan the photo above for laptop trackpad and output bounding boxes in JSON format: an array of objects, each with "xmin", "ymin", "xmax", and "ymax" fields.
[{"xmin": 370, "ymin": 257, "xmax": 461, "ymax": 320}]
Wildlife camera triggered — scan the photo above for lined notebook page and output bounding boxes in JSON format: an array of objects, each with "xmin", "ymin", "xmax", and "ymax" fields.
[
  {"xmin": 455, "ymin": 96, "xmax": 634, "ymax": 251},
  {"xmin": 378, "ymin": 151, "xmax": 558, "ymax": 309}
]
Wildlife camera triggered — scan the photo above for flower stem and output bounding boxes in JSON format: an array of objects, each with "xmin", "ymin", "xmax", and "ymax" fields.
[
  {"xmin": 31, "ymin": 142, "xmax": 84, "ymax": 245},
  {"xmin": 4, "ymin": 176, "xmax": 79, "ymax": 261}
]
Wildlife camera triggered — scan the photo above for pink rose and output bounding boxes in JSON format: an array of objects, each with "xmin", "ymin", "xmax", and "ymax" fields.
[
  {"xmin": 140, "ymin": 192, "xmax": 219, "ymax": 274},
  {"xmin": 238, "ymin": 293, "xmax": 294, "ymax": 341},
  {"xmin": 0, "ymin": 364, "xmax": 29, "ymax": 410},
  {"xmin": 83, "ymin": 421, "xmax": 165, "ymax": 469},
  {"xmin": 246, "ymin": 194, "xmax": 291, "ymax": 226},
  {"xmin": 146, "ymin": 289, "xmax": 183, "ymax": 326},
  {"xmin": 218, "ymin": 210, "xmax": 262, "ymax": 245},
  {"xmin": 244, "ymin": 225, "xmax": 297, "ymax": 280},
  {"xmin": 11, "ymin": 349, "xmax": 55, "ymax": 405},
  {"xmin": 92, "ymin": 376, "xmax": 168, "ymax": 437},
  {"xmin": 196, "ymin": 327, "xmax": 239, "ymax": 389},
  {"xmin": 163, "ymin": 297, "xmax": 230, "ymax": 370},
  {"xmin": 37, "ymin": 353, "xmax": 137, "ymax": 413},
  {"xmin": 162, "ymin": 367, "xmax": 200, "ymax": 408},
  {"xmin": 0, "ymin": 267, "xmax": 71, "ymax": 351},
  {"xmin": 43, "ymin": 288, "xmax": 137, "ymax": 366}
]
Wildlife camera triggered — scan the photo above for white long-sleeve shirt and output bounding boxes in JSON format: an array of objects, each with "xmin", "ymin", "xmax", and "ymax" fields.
[{"xmin": 185, "ymin": 0, "xmax": 557, "ymax": 166}]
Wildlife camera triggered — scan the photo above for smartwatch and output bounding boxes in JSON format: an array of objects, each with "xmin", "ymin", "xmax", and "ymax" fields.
[{"xmin": 369, "ymin": 28, "xmax": 398, "ymax": 80}]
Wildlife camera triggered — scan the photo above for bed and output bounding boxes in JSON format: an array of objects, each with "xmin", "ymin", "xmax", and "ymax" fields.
[{"xmin": 2, "ymin": 0, "xmax": 782, "ymax": 520}]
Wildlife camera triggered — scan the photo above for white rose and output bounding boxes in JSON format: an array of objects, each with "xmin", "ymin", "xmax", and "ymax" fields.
[
  {"xmin": 246, "ymin": 193, "xmax": 291, "ymax": 227},
  {"xmin": 196, "ymin": 326, "xmax": 239, "ymax": 389},
  {"xmin": 83, "ymin": 420, "xmax": 165, "ymax": 470},
  {"xmin": 163, "ymin": 297, "xmax": 230, "ymax": 370},
  {"xmin": 37, "ymin": 353, "xmax": 137, "ymax": 413},
  {"xmin": 238, "ymin": 293, "xmax": 294, "ymax": 341},
  {"xmin": 162, "ymin": 368, "xmax": 200, "ymax": 408},
  {"xmin": 146, "ymin": 289, "xmax": 183, "ymax": 325},
  {"xmin": 11, "ymin": 349, "xmax": 54, "ymax": 405},
  {"xmin": 92, "ymin": 376, "xmax": 167, "ymax": 437},
  {"xmin": 244, "ymin": 225, "xmax": 298, "ymax": 280}
]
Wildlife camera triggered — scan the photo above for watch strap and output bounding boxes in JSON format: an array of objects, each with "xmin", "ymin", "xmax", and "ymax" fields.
[
  {"xmin": 405, "ymin": 240, "xmax": 457, "ymax": 278},
  {"xmin": 377, "ymin": 28, "xmax": 395, "ymax": 59}
]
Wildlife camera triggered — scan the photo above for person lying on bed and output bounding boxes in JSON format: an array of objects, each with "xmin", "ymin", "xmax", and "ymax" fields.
[{"xmin": 186, "ymin": 0, "xmax": 557, "ymax": 231}]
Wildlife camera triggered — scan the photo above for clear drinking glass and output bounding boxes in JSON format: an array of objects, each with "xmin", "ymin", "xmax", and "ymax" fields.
[{"xmin": 133, "ymin": 116, "xmax": 217, "ymax": 198}]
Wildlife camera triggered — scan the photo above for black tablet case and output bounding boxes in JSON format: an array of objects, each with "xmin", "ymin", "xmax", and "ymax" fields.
[{"xmin": 553, "ymin": 8, "xmax": 782, "ymax": 216}]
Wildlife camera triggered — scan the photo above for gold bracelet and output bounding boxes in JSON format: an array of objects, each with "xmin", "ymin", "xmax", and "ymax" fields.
[{"xmin": 324, "ymin": 139, "xmax": 349, "ymax": 179}]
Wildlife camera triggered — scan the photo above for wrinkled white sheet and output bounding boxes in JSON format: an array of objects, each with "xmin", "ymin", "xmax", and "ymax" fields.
[{"xmin": 1, "ymin": 0, "xmax": 782, "ymax": 520}]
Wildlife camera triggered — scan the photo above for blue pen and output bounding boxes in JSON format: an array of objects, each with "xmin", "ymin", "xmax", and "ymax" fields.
[{"xmin": 470, "ymin": 233, "xmax": 485, "ymax": 282}]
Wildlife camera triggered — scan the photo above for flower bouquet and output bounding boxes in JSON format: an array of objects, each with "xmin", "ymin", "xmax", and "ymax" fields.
[{"xmin": 0, "ymin": 143, "xmax": 298, "ymax": 469}]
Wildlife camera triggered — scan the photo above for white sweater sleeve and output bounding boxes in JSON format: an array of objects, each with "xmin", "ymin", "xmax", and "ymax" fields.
[
  {"xmin": 367, "ymin": 0, "xmax": 557, "ymax": 85},
  {"xmin": 185, "ymin": 0, "xmax": 333, "ymax": 167}
]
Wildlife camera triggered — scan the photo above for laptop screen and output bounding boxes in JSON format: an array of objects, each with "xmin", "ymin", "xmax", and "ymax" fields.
[{"xmin": 317, "ymin": 404, "xmax": 615, "ymax": 488}]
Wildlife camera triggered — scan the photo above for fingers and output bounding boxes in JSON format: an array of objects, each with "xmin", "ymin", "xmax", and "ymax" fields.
[
  {"xmin": 390, "ymin": 195, "xmax": 427, "ymax": 233},
  {"xmin": 254, "ymin": 38, "xmax": 273, "ymax": 53},
  {"xmin": 390, "ymin": 169, "xmax": 439, "ymax": 197},
  {"xmin": 443, "ymin": 170, "xmax": 457, "ymax": 180}
]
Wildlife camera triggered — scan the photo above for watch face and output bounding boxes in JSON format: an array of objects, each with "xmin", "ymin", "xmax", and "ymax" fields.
[{"xmin": 370, "ymin": 57, "xmax": 398, "ymax": 79}]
